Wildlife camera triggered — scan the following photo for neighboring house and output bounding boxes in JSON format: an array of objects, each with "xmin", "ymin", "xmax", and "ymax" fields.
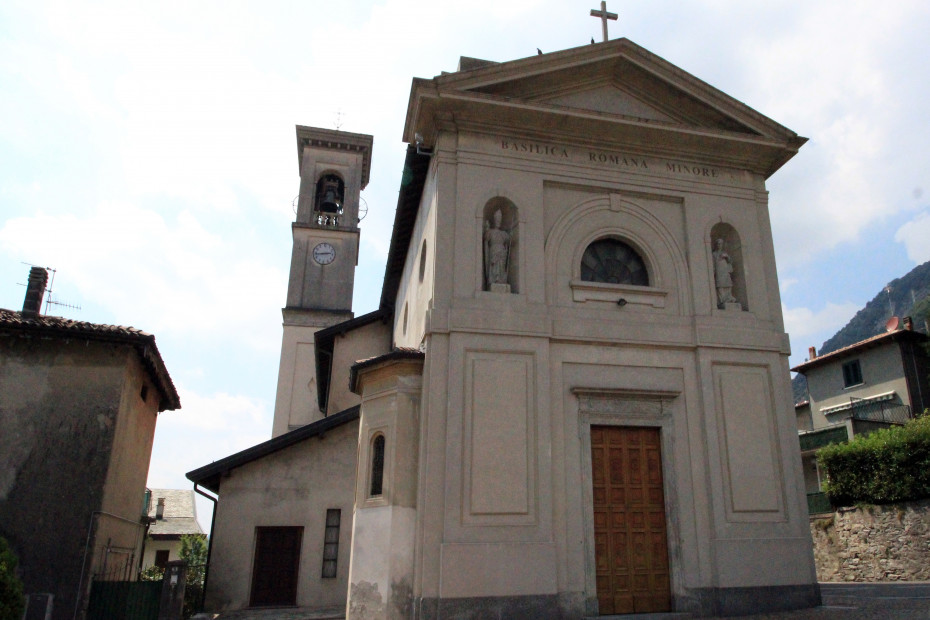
[
  {"xmin": 190, "ymin": 39, "xmax": 819, "ymax": 618},
  {"xmin": 142, "ymin": 489, "xmax": 206, "ymax": 570},
  {"xmin": 0, "ymin": 267, "xmax": 180, "ymax": 620},
  {"xmin": 792, "ymin": 322, "xmax": 930, "ymax": 512}
]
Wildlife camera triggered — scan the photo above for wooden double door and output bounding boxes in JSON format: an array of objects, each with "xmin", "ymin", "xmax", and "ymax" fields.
[{"xmin": 591, "ymin": 425, "xmax": 671, "ymax": 615}]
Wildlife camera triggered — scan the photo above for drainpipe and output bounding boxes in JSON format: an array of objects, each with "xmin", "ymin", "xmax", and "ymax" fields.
[{"xmin": 194, "ymin": 483, "xmax": 218, "ymax": 609}]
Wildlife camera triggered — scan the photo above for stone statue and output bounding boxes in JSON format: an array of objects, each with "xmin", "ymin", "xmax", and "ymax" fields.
[
  {"xmin": 713, "ymin": 238, "xmax": 738, "ymax": 307},
  {"xmin": 483, "ymin": 210, "xmax": 512, "ymax": 290}
]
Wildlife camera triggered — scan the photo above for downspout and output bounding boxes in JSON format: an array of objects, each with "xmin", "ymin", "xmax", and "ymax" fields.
[{"xmin": 194, "ymin": 483, "xmax": 218, "ymax": 608}]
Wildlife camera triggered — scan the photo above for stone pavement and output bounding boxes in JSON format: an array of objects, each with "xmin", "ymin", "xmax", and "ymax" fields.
[{"xmin": 200, "ymin": 584, "xmax": 930, "ymax": 619}]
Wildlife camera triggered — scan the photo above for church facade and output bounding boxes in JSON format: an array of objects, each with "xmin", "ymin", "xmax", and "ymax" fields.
[{"xmin": 189, "ymin": 39, "xmax": 818, "ymax": 618}]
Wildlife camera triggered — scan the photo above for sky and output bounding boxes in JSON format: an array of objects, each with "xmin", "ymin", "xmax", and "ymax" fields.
[{"xmin": 2, "ymin": 0, "xmax": 929, "ymax": 532}]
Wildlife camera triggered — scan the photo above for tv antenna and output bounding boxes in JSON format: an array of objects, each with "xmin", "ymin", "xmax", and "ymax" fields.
[{"xmin": 18, "ymin": 263, "xmax": 82, "ymax": 315}]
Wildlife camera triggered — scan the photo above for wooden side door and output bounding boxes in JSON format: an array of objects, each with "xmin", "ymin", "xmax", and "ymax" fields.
[
  {"xmin": 250, "ymin": 526, "xmax": 303, "ymax": 607},
  {"xmin": 591, "ymin": 425, "xmax": 671, "ymax": 614}
]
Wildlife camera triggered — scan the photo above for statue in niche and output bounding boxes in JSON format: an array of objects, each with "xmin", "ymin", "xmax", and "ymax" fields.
[
  {"xmin": 713, "ymin": 238, "xmax": 739, "ymax": 308},
  {"xmin": 483, "ymin": 209, "xmax": 514, "ymax": 291}
]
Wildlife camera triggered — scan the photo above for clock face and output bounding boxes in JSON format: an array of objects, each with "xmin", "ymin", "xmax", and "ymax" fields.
[{"xmin": 312, "ymin": 242, "xmax": 336, "ymax": 265}]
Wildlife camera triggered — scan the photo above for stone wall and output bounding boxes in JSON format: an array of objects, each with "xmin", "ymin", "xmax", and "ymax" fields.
[{"xmin": 810, "ymin": 500, "xmax": 930, "ymax": 581}]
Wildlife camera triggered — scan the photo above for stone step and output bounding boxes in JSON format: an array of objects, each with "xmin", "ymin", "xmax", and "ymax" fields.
[
  {"xmin": 586, "ymin": 614, "xmax": 693, "ymax": 620},
  {"xmin": 202, "ymin": 606, "xmax": 344, "ymax": 620}
]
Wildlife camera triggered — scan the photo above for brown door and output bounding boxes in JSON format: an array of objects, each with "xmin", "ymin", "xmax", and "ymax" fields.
[
  {"xmin": 250, "ymin": 526, "xmax": 303, "ymax": 607},
  {"xmin": 591, "ymin": 425, "xmax": 671, "ymax": 614}
]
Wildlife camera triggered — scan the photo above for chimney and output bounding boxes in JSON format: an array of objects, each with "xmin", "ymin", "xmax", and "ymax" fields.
[
  {"xmin": 22, "ymin": 267, "xmax": 48, "ymax": 318},
  {"xmin": 903, "ymin": 316, "xmax": 913, "ymax": 331},
  {"xmin": 808, "ymin": 346, "xmax": 816, "ymax": 360},
  {"xmin": 156, "ymin": 497, "xmax": 165, "ymax": 520}
]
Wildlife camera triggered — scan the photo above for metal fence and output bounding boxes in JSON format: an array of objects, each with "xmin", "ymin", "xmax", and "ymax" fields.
[{"xmin": 849, "ymin": 401, "xmax": 912, "ymax": 425}]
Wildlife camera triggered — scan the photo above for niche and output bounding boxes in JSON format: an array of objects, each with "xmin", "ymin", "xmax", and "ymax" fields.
[
  {"xmin": 481, "ymin": 197, "xmax": 519, "ymax": 293},
  {"xmin": 710, "ymin": 223, "xmax": 747, "ymax": 311}
]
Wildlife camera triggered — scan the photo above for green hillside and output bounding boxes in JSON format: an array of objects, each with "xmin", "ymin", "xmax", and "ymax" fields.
[{"xmin": 791, "ymin": 260, "xmax": 930, "ymax": 404}]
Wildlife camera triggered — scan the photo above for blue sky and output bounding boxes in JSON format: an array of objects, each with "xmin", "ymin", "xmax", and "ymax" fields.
[{"xmin": 2, "ymin": 0, "xmax": 929, "ymax": 530}]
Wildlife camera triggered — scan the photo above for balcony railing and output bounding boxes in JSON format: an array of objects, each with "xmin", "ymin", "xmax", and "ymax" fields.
[
  {"xmin": 799, "ymin": 425, "xmax": 848, "ymax": 452},
  {"xmin": 807, "ymin": 491, "xmax": 832, "ymax": 515},
  {"xmin": 848, "ymin": 401, "xmax": 912, "ymax": 425}
]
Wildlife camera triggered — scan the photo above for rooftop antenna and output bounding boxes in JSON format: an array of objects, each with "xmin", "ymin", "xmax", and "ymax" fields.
[{"xmin": 18, "ymin": 262, "xmax": 81, "ymax": 315}]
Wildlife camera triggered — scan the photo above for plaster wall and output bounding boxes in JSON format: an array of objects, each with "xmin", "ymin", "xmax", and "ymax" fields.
[
  {"xmin": 0, "ymin": 337, "xmax": 146, "ymax": 620},
  {"xmin": 403, "ymin": 123, "xmax": 814, "ymax": 616},
  {"xmin": 806, "ymin": 344, "xmax": 909, "ymax": 420},
  {"xmin": 348, "ymin": 362, "xmax": 421, "ymax": 620},
  {"xmin": 142, "ymin": 538, "xmax": 182, "ymax": 569},
  {"xmin": 327, "ymin": 320, "xmax": 392, "ymax": 415},
  {"xmin": 393, "ymin": 165, "xmax": 438, "ymax": 350},
  {"xmin": 205, "ymin": 419, "xmax": 358, "ymax": 613}
]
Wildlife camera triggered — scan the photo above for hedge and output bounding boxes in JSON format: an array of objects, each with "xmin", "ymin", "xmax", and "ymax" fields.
[{"xmin": 819, "ymin": 414, "xmax": 930, "ymax": 506}]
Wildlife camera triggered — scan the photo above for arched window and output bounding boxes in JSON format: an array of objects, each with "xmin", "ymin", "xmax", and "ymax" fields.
[
  {"xmin": 314, "ymin": 173, "xmax": 345, "ymax": 225},
  {"xmin": 370, "ymin": 434, "xmax": 385, "ymax": 497},
  {"xmin": 581, "ymin": 238, "xmax": 649, "ymax": 286}
]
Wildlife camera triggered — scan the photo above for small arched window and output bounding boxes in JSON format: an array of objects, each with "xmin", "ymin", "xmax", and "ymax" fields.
[
  {"xmin": 418, "ymin": 240, "xmax": 428, "ymax": 283},
  {"xmin": 581, "ymin": 238, "xmax": 649, "ymax": 286},
  {"xmin": 315, "ymin": 174, "xmax": 345, "ymax": 215},
  {"xmin": 370, "ymin": 434, "xmax": 385, "ymax": 497}
]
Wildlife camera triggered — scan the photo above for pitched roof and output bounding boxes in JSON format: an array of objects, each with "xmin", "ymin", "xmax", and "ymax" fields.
[
  {"xmin": 0, "ymin": 308, "xmax": 180, "ymax": 411},
  {"xmin": 349, "ymin": 348, "xmax": 425, "ymax": 394},
  {"xmin": 404, "ymin": 38, "xmax": 806, "ymax": 178},
  {"xmin": 791, "ymin": 329, "xmax": 929, "ymax": 373},
  {"xmin": 314, "ymin": 307, "xmax": 391, "ymax": 411},
  {"xmin": 186, "ymin": 405, "xmax": 360, "ymax": 493},
  {"xmin": 146, "ymin": 489, "xmax": 204, "ymax": 538}
]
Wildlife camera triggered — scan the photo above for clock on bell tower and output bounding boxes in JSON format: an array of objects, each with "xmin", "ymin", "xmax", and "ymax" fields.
[{"xmin": 271, "ymin": 126, "xmax": 373, "ymax": 436}]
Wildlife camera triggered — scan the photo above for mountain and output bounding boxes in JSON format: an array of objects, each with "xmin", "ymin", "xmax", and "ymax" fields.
[{"xmin": 790, "ymin": 260, "xmax": 930, "ymax": 404}]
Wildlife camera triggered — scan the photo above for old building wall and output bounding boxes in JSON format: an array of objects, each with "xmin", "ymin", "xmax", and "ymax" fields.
[
  {"xmin": 0, "ymin": 336, "xmax": 129, "ymax": 620},
  {"xmin": 206, "ymin": 419, "xmax": 359, "ymax": 613},
  {"xmin": 810, "ymin": 501, "xmax": 930, "ymax": 582}
]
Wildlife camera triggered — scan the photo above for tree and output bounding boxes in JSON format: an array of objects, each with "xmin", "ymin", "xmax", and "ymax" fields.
[
  {"xmin": 180, "ymin": 535, "xmax": 208, "ymax": 618},
  {"xmin": 0, "ymin": 535, "xmax": 25, "ymax": 620}
]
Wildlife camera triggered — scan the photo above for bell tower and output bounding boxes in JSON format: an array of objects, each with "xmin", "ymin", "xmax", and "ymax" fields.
[{"xmin": 271, "ymin": 126, "xmax": 372, "ymax": 437}]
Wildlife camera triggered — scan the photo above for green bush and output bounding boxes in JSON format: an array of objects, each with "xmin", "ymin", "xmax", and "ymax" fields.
[
  {"xmin": 0, "ymin": 535, "xmax": 25, "ymax": 620},
  {"xmin": 820, "ymin": 415, "xmax": 930, "ymax": 506}
]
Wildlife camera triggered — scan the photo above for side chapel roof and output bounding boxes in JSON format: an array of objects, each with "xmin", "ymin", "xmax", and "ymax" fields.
[{"xmin": 186, "ymin": 405, "xmax": 360, "ymax": 493}]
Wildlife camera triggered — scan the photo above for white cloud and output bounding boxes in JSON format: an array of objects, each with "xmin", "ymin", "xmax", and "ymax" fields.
[
  {"xmin": 894, "ymin": 210, "xmax": 930, "ymax": 264},
  {"xmin": 0, "ymin": 203, "xmax": 286, "ymax": 349},
  {"xmin": 783, "ymin": 301, "xmax": 861, "ymax": 349}
]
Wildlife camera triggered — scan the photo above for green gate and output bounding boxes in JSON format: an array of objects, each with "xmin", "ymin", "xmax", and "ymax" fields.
[{"xmin": 86, "ymin": 580, "xmax": 161, "ymax": 620}]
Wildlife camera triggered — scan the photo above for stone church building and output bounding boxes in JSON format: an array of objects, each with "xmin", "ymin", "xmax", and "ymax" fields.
[{"xmin": 188, "ymin": 38, "xmax": 818, "ymax": 618}]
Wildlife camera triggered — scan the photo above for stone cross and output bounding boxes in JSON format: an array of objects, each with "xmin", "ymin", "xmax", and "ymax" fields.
[{"xmin": 590, "ymin": 1, "xmax": 618, "ymax": 43}]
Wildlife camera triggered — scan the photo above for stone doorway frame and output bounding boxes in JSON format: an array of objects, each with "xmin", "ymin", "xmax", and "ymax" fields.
[{"xmin": 573, "ymin": 387, "xmax": 683, "ymax": 616}]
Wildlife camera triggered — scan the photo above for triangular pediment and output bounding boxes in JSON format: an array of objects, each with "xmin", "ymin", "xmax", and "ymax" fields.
[
  {"xmin": 536, "ymin": 83, "xmax": 677, "ymax": 124},
  {"xmin": 404, "ymin": 39, "xmax": 806, "ymax": 177},
  {"xmin": 459, "ymin": 52, "xmax": 761, "ymax": 135}
]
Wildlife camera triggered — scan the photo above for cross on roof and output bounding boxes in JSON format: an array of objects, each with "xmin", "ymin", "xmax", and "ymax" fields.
[{"xmin": 590, "ymin": 1, "xmax": 618, "ymax": 43}]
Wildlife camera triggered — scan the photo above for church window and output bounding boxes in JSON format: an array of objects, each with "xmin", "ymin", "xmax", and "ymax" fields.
[
  {"xmin": 581, "ymin": 238, "xmax": 648, "ymax": 286},
  {"xmin": 140, "ymin": 384, "xmax": 148, "ymax": 402},
  {"xmin": 842, "ymin": 360, "xmax": 863, "ymax": 387},
  {"xmin": 402, "ymin": 303, "xmax": 408, "ymax": 335},
  {"xmin": 370, "ymin": 434, "xmax": 385, "ymax": 497},
  {"xmin": 419, "ymin": 240, "xmax": 427, "ymax": 283},
  {"xmin": 321, "ymin": 509, "xmax": 341, "ymax": 578}
]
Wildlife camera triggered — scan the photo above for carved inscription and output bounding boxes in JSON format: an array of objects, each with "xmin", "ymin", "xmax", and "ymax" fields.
[
  {"xmin": 500, "ymin": 140, "xmax": 569, "ymax": 158},
  {"xmin": 497, "ymin": 138, "xmax": 722, "ymax": 179}
]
